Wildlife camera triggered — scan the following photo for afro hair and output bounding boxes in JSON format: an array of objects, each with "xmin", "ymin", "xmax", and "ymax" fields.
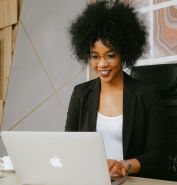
[{"xmin": 69, "ymin": 0, "xmax": 148, "ymax": 68}]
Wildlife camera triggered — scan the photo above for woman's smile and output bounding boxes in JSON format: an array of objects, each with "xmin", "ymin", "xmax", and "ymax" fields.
[{"xmin": 99, "ymin": 69, "xmax": 112, "ymax": 76}]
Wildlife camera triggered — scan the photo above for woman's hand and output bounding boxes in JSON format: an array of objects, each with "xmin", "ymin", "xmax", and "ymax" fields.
[
  {"xmin": 107, "ymin": 159, "xmax": 128, "ymax": 177},
  {"xmin": 107, "ymin": 158, "xmax": 141, "ymax": 177}
]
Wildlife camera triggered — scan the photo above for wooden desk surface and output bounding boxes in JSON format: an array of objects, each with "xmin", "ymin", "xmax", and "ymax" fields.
[{"xmin": 0, "ymin": 172, "xmax": 176, "ymax": 185}]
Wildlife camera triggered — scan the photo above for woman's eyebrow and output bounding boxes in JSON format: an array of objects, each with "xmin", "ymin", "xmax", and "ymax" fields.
[
  {"xmin": 106, "ymin": 50, "xmax": 115, "ymax": 53},
  {"xmin": 90, "ymin": 49, "xmax": 114, "ymax": 54}
]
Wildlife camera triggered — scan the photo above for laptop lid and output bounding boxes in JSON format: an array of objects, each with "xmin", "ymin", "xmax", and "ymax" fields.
[{"xmin": 1, "ymin": 131, "xmax": 112, "ymax": 185}]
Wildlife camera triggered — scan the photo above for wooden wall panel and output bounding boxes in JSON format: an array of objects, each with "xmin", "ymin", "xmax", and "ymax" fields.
[
  {"xmin": 0, "ymin": 100, "xmax": 3, "ymax": 124},
  {"xmin": 0, "ymin": 41, "xmax": 2, "ymax": 99},
  {"xmin": 0, "ymin": 0, "xmax": 17, "ymax": 29},
  {"xmin": 17, "ymin": 0, "xmax": 23, "ymax": 18},
  {"xmin": 0, "ymin": 27, "xmax": 12, "ymax": 101},
  {"xmin": 0, "ymin": 0, "xmax": 20, "ymax": 127}
]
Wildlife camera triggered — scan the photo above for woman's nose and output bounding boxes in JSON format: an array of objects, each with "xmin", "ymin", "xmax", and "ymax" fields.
[{"xmin": 98, "ymin": 57, "xmax": 109, "ymax": 67}]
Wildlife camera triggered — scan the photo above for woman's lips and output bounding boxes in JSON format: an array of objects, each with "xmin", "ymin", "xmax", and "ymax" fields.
[{"xmin": 99, "ymin": 70, "xmax": 112, "ymax": 76}]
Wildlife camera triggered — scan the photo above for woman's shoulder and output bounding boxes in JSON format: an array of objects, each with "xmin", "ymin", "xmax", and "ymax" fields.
[
  {"xmin": 130, "ymin": 76, "xmax": 162, "ymax": 110},
  {"xmin": 135, "ymin": 79, "xmax": 159, "ymax": 94},
  {"xmin": 135, "ymin": 78, "xmax": 157, "ymax": 91},
  {"xmin": 125, "ymin": 74, "xmax": 160, "ymax": 101},
  {"xmin": 125, "ymin": 73, "xmax": 158, "ymax": 93}
]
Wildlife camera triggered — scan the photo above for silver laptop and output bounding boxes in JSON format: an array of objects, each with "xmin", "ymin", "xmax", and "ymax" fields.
[{"xmin": 1, "ymin": 131, "xmax": 127, "ymax": 185}]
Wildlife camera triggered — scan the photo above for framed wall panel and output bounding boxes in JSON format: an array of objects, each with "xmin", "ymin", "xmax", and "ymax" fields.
[
  {"xmin": 153, "ymin": 5, "xmax": 177, "ymax": 57},
  {"xmin": 154, "ymin": 0, "xmax": 171, "ymax": 4}
]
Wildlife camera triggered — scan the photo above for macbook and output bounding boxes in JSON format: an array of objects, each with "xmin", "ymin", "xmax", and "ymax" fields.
[{"xmin": 1, "ymin": 131, "xmax": 127, "ymax": 185}]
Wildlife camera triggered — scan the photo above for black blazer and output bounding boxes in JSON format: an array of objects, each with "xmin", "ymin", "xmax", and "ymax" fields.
[{"xmin": 65, "ymin": 73, "xmax": 165, "ymax": 178}]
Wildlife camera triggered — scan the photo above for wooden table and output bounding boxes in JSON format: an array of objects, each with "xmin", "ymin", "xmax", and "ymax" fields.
[{"xmin": 0, "ymin": 172, "xmax": 176, "ymax": 185}]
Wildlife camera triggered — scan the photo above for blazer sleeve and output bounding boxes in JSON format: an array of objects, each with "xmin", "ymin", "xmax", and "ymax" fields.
[
  {"xmin": 135, "ymin": 85, "xmax": 165, "ymax": 178},
  {"xmin": 65, "ymin": 86, "xmax": 80, "ymax": 131}
]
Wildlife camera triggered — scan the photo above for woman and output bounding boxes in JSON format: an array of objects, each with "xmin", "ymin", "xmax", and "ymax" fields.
[{"xmin": 65, "ymin": 0, "xmax": 164, "ymax": 178}]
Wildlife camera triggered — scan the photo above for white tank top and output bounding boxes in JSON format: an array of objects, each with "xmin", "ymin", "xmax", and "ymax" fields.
[{"xmin": 96, "ymin": 112, "xmax": 123, "ymax": 161}]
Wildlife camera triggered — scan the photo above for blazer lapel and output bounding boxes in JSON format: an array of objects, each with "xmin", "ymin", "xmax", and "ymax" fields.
[
  {"xmin": 123, "ymin": 73, "xmax": 137, "ymax": 157},
  {"xmin": 87, "ymin": 78, "xmax": 100, "ymax": 131}
]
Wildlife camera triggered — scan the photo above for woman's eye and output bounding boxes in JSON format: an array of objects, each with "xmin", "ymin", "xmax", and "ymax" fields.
[
  {"xmin": 90, "ymin": 55, "xmax": 99, "ymax": 59},
  {"xmin": 107, "ymin": 54, "xmax": 116, "ymax": 59}
]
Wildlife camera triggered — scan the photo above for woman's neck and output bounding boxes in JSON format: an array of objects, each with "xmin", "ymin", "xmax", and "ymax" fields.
[{"xmin": 100, "ymin": 72, "xmax": 124, "ymax": 92}]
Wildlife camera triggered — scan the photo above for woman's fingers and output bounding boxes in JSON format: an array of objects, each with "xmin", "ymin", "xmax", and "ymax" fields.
[
  {"xmin": 107, "ymin": 159, "xmax": 116, "ymax": 171},
  {"xmin": 110, "ymin": 164, "xmax": 118, "ymax": 175},
  {"xmin": 107, "ymin": 159, "xmax": 127, "ymax": 177}
]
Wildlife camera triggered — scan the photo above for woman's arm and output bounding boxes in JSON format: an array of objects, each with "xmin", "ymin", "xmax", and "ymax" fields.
[
  {"xmin": 108, "ymin": 85, "xmax": 165, "ymax": 177},
  {"xmin": 136, "ymin": 86, "xmax": 165, "ymax": 177}
]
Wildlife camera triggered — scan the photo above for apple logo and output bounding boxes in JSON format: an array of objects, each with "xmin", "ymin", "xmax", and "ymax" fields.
[{"xmin": 49, "ymin": 155, "xmax": 63, "ymax": 168}]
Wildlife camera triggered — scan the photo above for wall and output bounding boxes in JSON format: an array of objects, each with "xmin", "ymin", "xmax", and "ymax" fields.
[{"xmin": 0, "ymin": 0, "xmax": 87, "ymax": 156}]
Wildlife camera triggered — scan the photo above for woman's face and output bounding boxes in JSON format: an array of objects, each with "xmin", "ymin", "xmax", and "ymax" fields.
[{"xmin": 90, "ymin": 40, "xmax": 123, "ymax": 84}]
